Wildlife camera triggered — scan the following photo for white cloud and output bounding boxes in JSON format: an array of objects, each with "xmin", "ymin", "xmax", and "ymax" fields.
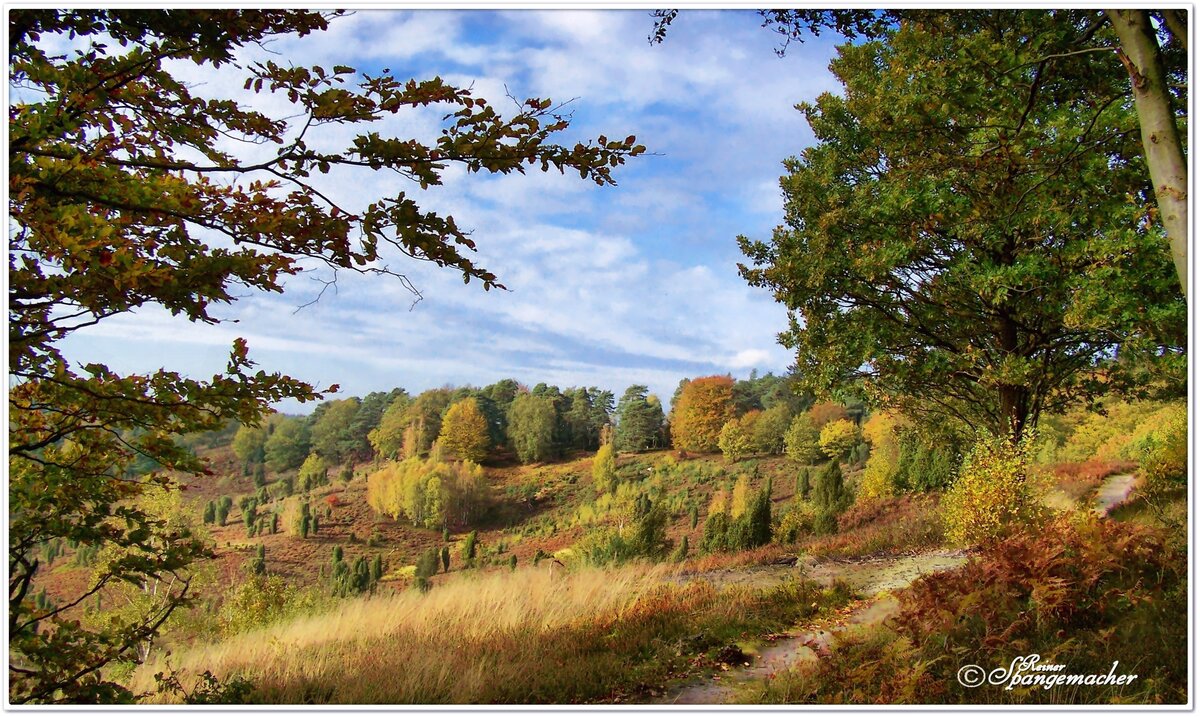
[{"xmin": 50, "ymin": 9, "xmax": 836, "ymax": 410}]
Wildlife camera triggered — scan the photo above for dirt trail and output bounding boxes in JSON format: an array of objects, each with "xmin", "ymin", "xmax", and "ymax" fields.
[
  {"xmin": 654, "ymin": 472, "xmax": 1137, "ymax": 705},
  {"xmin": 657, "ymin": 549, "xmax": 966, "ymax": 705},
  {"xmin": 1092, "ymin": 474, "xmax": 1136, "ymax": 515}
]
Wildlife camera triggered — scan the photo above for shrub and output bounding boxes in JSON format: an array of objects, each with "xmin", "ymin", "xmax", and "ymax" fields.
[
  {"xmin": 775, "ymin": 500, "xmax": 816, "ymax": 543},
  {"xmin": 941, "ymin": 434, "xmax": 1040, "ymax": 545},
  {"xmin": 249, "ymin": 544, "xmax": 266, "ymax": 576},
  {"xmin": 414, "ymin": 547, "xmax": 440, "ymax": 580},
  {"xmin": 440, "ymin": 547, "xmax": 450, "ymax": 572},
  {"xmin": 462, "ymin": 530, "xmax": 478, "ymax": 564},
  {"xmin": 784, "ymin": 415, "xmax": 823, "ymax": 464},
  {"xmin": 795, "ymin": 468, "xmax": 810, "ymax": 499},
  {"xmin": 700, "ymin": 509, "xmax": 730, "ymax": 553},
  {"xmin": 818, "ymin": 419, "xmax": 861, "ymax": 460},
  {"xmin": 215, "ymin": 496, "xmax": 232, "ymax": 526},
  {"xmin": 811, "ymin": 461, "xmax": 851, "ymax": 535},
  {"xmin": 298, "ymin": 453, "xmax": 328, "ymax": 493},
  {"xmin": 1125, "ymin": 402, "xmax": 1186, "ymax": 485},
  {"xmin": 202, "ymin": 501, "xmax": 216, "ymax": 525},
  {"xmin": 893, "ymin": 433, "xmax": 958, "ymax": 492},
  {"xmin": 671, "ymin": 535, "xmax": 690, "ymax": 562},
  {"xmin": 756, "ymin": 516, "xmax": 1186, "ymax": 704}
]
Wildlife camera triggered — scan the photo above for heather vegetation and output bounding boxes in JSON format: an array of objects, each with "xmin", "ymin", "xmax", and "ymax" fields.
[{"xmin": 10, "ymin": 8, "xmax": 1186, "ymax": 708}]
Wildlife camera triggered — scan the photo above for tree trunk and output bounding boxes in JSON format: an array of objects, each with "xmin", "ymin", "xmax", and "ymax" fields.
[{"xmin": 1106, "ymin": 9, "xmax": 1189, "ymax": 300}]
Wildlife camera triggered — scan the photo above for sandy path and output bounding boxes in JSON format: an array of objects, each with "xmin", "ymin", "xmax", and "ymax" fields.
[
  {"xmin": 653, "ymin": 471, "xmax": 1138, "ymax": 705},
  {"xmin": 657, "ymin": 549, "xmax": 967, "ymax": 704}
]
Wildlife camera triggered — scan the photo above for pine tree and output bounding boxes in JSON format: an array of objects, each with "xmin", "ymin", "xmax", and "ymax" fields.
[{"xmin": 440, "ymin": 546, "xmax": 450, "ymax": 573}]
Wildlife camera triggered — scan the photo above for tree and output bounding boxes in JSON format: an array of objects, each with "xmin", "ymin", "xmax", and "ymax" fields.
[
  {"xmin": 367, "ymin": 393, "xmax": 414, "ymax": 460},
  {"xmin": 507, "ymin": 393, "xmax": 558, "ymax": 463},
  {"xmin": 345, "ymin": 389, "xmax": 404, "ymax": 461},
  {"xmin": 1104, "ymin": 10, "xmax": 1188, "ymax": 298},
  {"xmin": 811, "ymin": 462, "xmax": 850, "ymax": 534},
  {"xmin": 592, "ymin": 443, "xmax": 617, "ymax": 495},
  {"xmin": 264, "ymin": 418, "xmax": 311, "ymax": 473},
  {"xmin": 669, "ymin": 376, "xmax": 735, "ymax": 453},
  {"xmin": 308, "ymin": 398, "xmax": 360, "ymax": 464},
  {"xmin": 807, "ymin": 401, "xmax": 849, "ymax": 430},
  {"xmin": 437, "ymin": 398, "xmax": 491, "ymax": 463},
  {"xmin": 718, "ymin": 413, "xmax": 758, "ymax": 462},
  {"xmin": 613, "ymin": 385, "xmax": 663, "ymax": 453},
  {"xmin": 297, "ymin": 453, "xmax": 329, "ymax": 492},
  {"xmin": 818, "ymin": 419, "xmax": 861, "ymax": 461},
  {"xmin": 366, "ymin": 455, "xmax": 489, "ymax": 530},
  {"xmin": 784, "ymin": 414, "xmax": 823, "ymax": 465},
  {"xmin": 231, "ymin": 423, "xmax": 268, "ymax": 465},
  {"xmin": 214, "ymin": 496, "xmax": 233, "ymax": 526},
  {"xmin": 401, "ymin": 389, "xmax": 454, "ymax": 458},
  {"xmin": 737, "ymin": 15, "xmax": 1184, "ymax": 443},
  {"xmin": 751, "ymin": 403, "xmax": 791, "ymax": 455},
  {"xmin": 9, "ymin": 9, "xmax": 643, "ymax": 702}
]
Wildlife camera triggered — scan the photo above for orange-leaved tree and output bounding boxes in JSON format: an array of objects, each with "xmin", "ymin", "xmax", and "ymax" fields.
[{"xmin": 670, "ymin": 375, "xmax": 735, "ymax": 453}]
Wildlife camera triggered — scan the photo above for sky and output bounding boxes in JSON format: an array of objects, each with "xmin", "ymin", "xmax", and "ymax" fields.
[{"xmin": 55, "ymin": 9, "xmax": 846, "ymax": 412}]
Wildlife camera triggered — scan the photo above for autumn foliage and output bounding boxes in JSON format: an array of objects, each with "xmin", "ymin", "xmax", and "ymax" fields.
[
  {"xmin": 670, "ymin": 375, "xmax": 735, "ymax": 453},
  {"xmin": 437, "ymin": 398, "xmax": 491, "ymax": 463}
]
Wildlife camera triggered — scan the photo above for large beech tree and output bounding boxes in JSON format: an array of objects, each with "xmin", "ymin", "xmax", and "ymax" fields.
[
  {"xmin": 8, "ymin": 10, "xmax": 643, "ymax": 703},
  {"xmin": 738, "ymin": 13, "xmax": 1185, "ymax": 442}
]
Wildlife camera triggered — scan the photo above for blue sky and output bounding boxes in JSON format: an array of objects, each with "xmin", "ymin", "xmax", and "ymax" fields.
[{"xmin": 58, "ymin": 9, "xmax": 845, "ymax": 411}]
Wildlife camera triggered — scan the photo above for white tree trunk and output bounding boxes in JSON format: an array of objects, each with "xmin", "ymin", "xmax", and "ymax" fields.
[{"xmin": 1106, "ymin": 9, "xmax": 1189, "ymax": 300}]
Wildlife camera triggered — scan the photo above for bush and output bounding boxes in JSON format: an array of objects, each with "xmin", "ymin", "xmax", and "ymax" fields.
[
  {"xmin": 414, "ymin": 547, "xmax": 440, "ymax": 580},
  {"xmin": 1125, "ymin": 403, "xmax": 1186, "ymax": 485},
  {"xmin": 775, "ymin": 500, "xmax": 816, "ymax": 543},
  {"xmin": 671, "ymin": 535, "xmax": 690, "ymax": 562},
  {"xmin": 462, "ymin": 530, "xmax": 478, "ymax": 564},
  {"xmin": 811, "ymin": 461, "xmax": 851, "ymax": 536},
  {"xmin": 700, "ymin": 480, "xmax": 772, "ymax": 553},
  {"xmin": 894, "ymin": 434, "xmax": 957, "ymax": 492},
  {"xmin": 941, "ymin": 434, "xmax": 1041, "ymax": 546},
  {"xmin": 298, "ymin": 453, "xmax": 328, "ymax": 493}
]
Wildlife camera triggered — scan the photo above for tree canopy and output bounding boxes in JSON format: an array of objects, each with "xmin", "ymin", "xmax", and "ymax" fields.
[
  {"xmin": 738, "ymin": 13, "xmax": 1185, "ymax": 441},
  {"xmin": 669, "ymin": 375, "xmax": 735, "ymax": 453},
  {"xmin": 8, "ymin": 9, "xmax": 643, "ymax": 703}
]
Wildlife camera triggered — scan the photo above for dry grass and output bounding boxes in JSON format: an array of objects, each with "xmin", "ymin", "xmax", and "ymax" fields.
[
  {"xmin": 802, "ymin": 494, "xmax": 945, "ymax": 559},
  {"xmin": 133, "ymin": 562, "xmax": 676, "ymax": 702},
  {"xmin": 132, "ymin": 557, "xmax": 851, "ymax": 704}
]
